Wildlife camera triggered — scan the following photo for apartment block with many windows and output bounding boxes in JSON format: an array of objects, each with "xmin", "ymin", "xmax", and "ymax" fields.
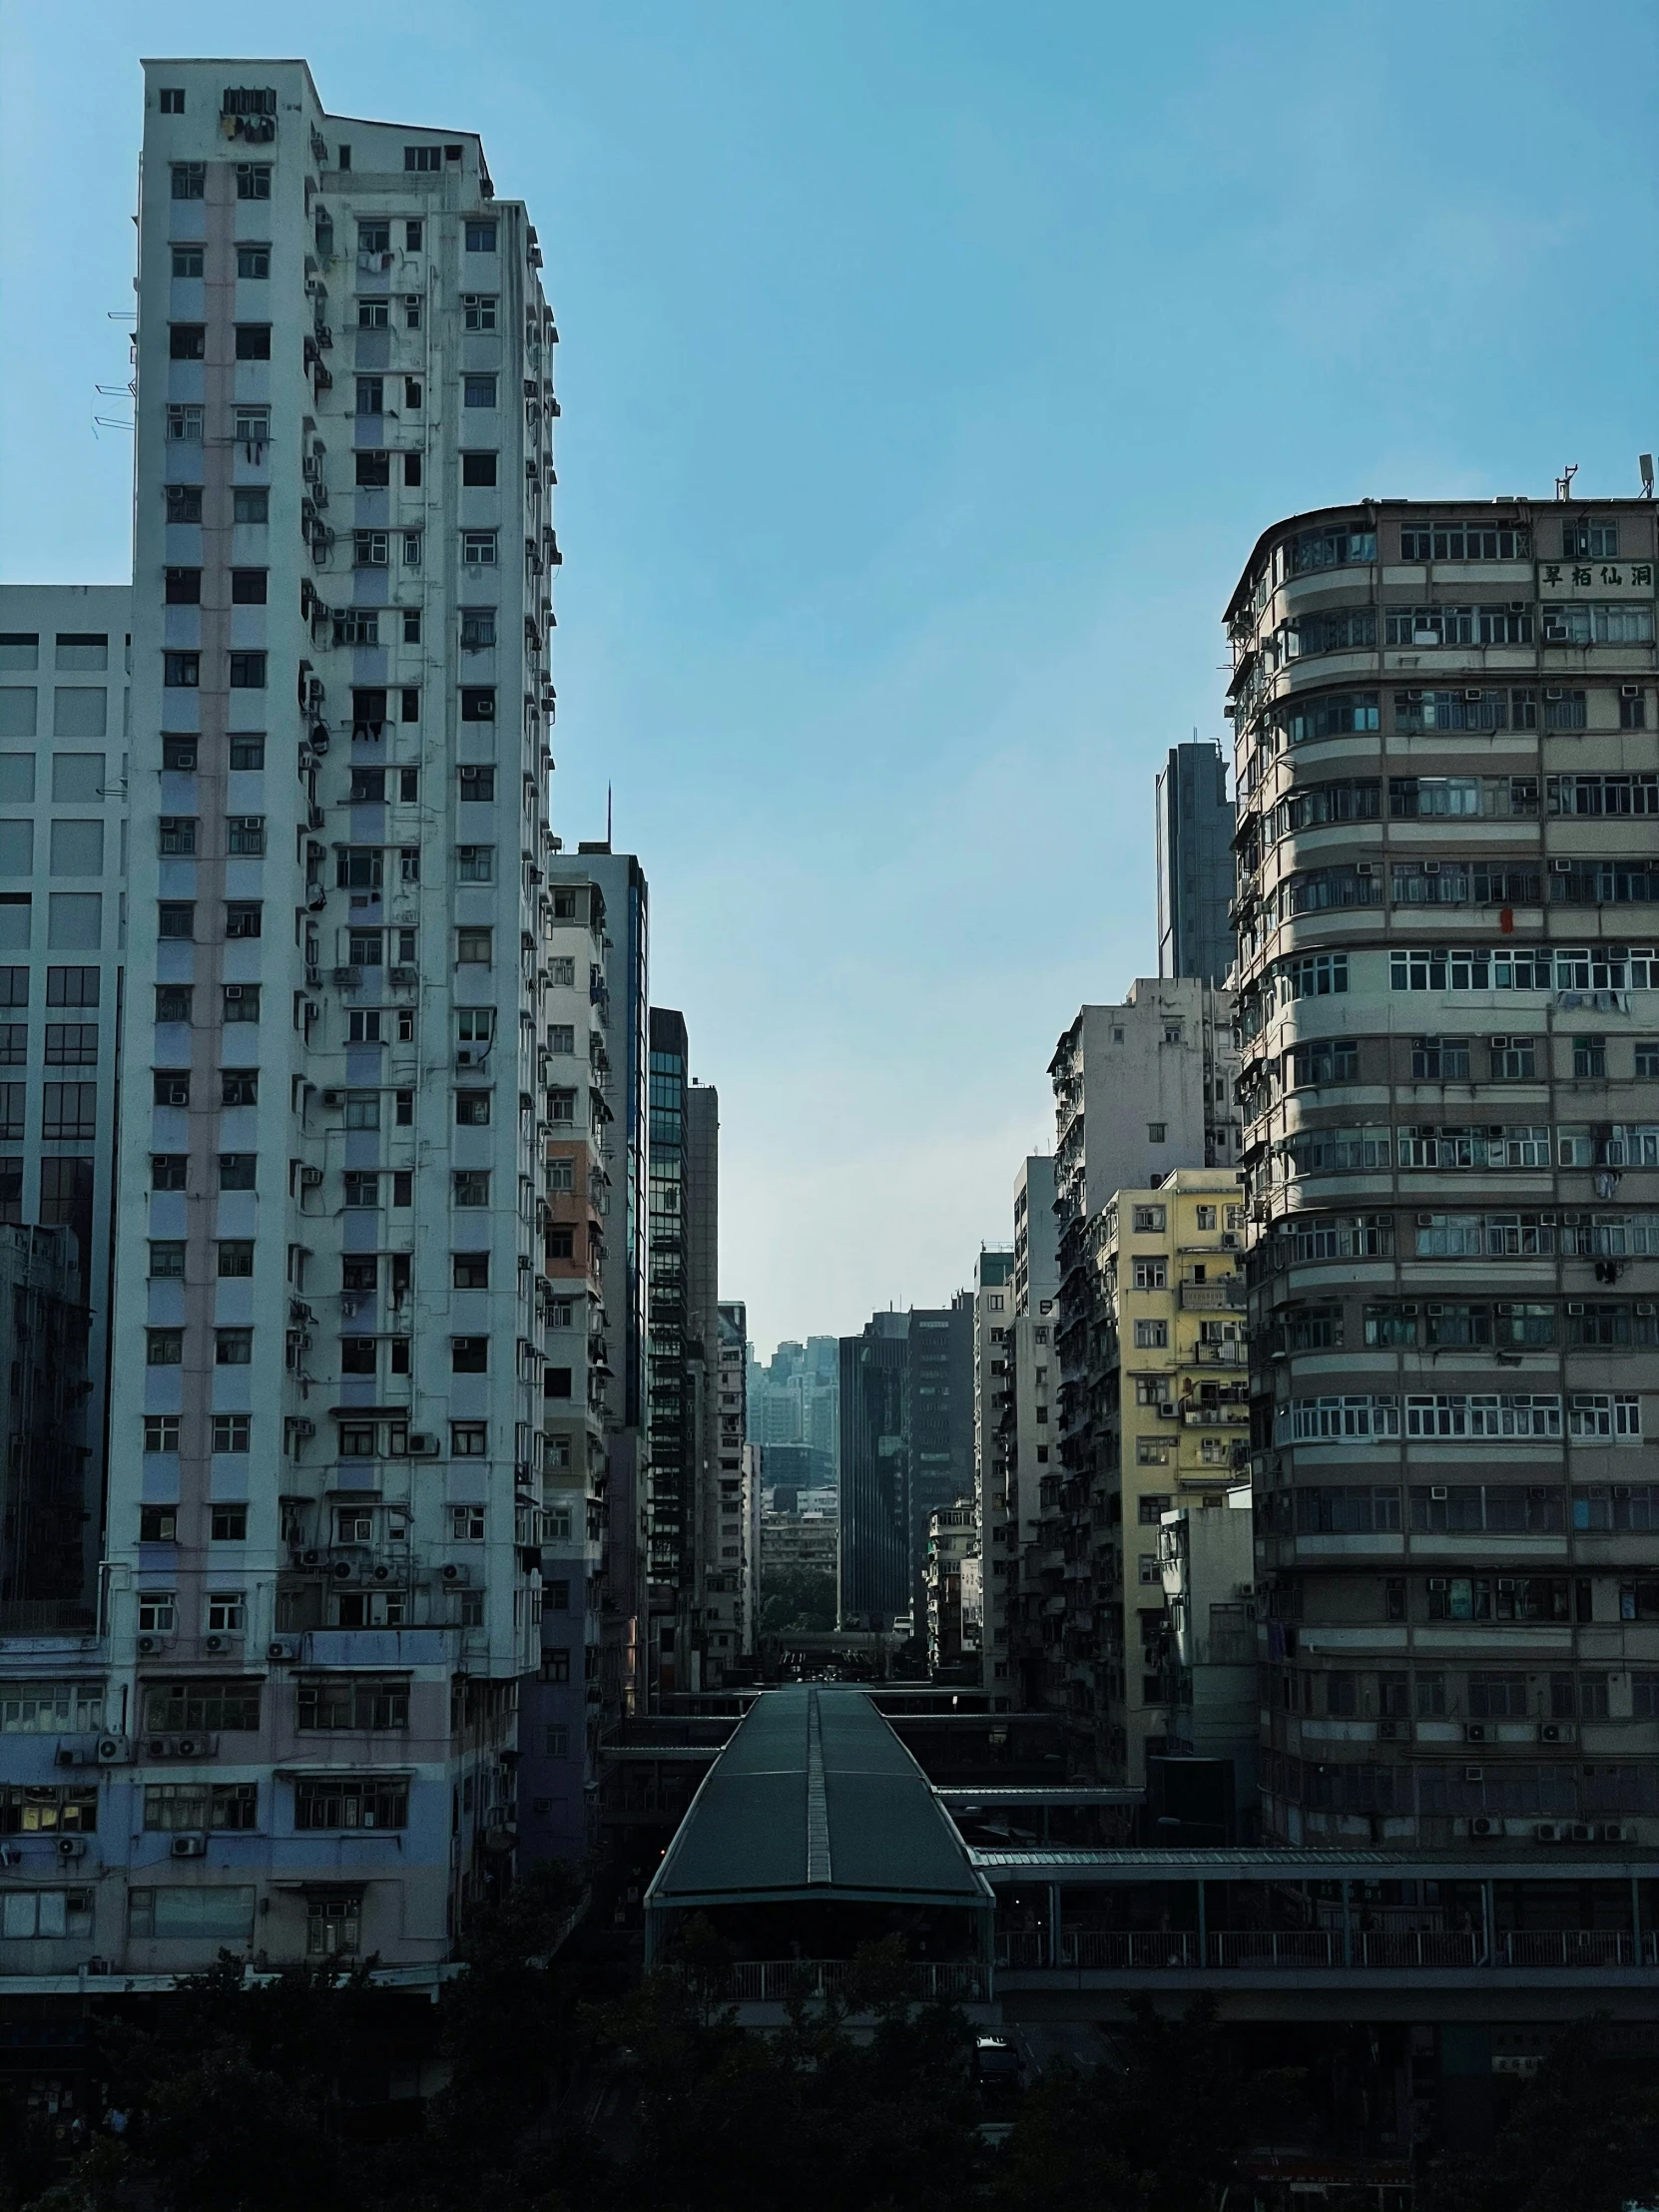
[
  {"xmin": 1228, "ymin": 496, "xmax": 1659, "ymax": 1848},
  {"xmin": 79, "ymin": 62, "xmax": 558, "ymax": 1973}
]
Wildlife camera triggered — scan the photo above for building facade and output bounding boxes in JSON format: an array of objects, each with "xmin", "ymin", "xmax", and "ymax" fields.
[
  {"xmin": 983, "ymin": 1161, "xmax": 1061, "ymax": 1695},
  {"xmin": 645, "ymin": 1009, "xmax": 689, "ymax": 1697},
  {"xmin": 924, "ymin": 1499, "xmax": 976, "ymax": 1673},
  {"xmin": 1032, "ymin": 1168, "xmax": 1248, "ymax": 1782},
  {"xmin": 1157, "ymin": 1485, "xmax": 1257, "ymax": 1826},
  {"xmin": 1156, "ymin": 741, "xmax": 1235, "ymax": 987},
  {"xmin": 61, "ymin": 62, "xmax": 560, "ymax": 1975},
  {"xmin": 1229, "ymin": 495, "xmax": 1659, "ymax": 1848},
  {"xmin": 0, "ymin": 587, "xmax": 131, "ymax": 1630},
  {"xmin": 700, "ymin": 1300, "xmax": 749, "ymax": 1681}
]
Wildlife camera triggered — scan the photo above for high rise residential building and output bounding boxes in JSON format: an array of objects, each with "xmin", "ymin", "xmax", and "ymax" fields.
[
  {"xmin": 836, "ymin": 1303, "xmax": 972, "ymax": 1632},
  {"xmin": 746, "ymin": 1336, "xmax": 837, "ymax": 1484},
  {"xmin": 645, "ymin": 1009, "xmax": 689, "ymax": 1696},
  {"xmin": 924, "ymin": 1499, "xmax": 975, "ymax": 1673},
  {"xmin": 1227, "ymin": 494, "xmax": 1659, "ymax": 1849},
  {"xmin": 969, "ymin": 1250, "xmax": 1014, "ymax": 1686},
  {"xmin": 88, "ymin": 62, "xmax": 557, "ymax": 1970},
  {"xmin": 1156, "ymin": 1486, "xmax": 1257, "ymax": 1827},
  {"xmin": 982, "ymin": 1161, "xmax": 1062, "ymax": 1694},
  {"xmin": 1030, "ymin": 1168, "xmax": 1247, "ymax": 1781},
  {"xmin": 1050, "ymin": 980, "xmax": 1240, "ymax": 1240},
  {"xmin": 705, "ymin": 1301, "xmax": 749, "ymax": 1678},
  {"xmin": 1156, "ymin": 741, "xmax": 1235, "ymax": 986},
  {"xmin": 0, "ymin": 587, "xmax": 130, "ymax": 1628},
  {"xmin": 680, "ymin": 1085, "xmax": 720, "ymax": 1688}
]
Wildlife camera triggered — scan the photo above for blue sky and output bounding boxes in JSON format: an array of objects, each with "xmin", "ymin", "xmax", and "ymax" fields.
[{"xmin": 5, "ymin": 1, "xmax": 1658, "ymax": 1353}]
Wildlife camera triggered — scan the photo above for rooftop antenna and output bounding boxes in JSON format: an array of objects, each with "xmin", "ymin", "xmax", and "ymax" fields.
[
  {"xmin": 606, "ymin": 782, "xmax": 612, "ymax": 845},
  {"xmin": 1555, "ymin": 463, "xmax": 1579, "ymax": 502},
  {"xmin": 1641, "ymin": 455, "xmax": 1655, "ymax": 500}
]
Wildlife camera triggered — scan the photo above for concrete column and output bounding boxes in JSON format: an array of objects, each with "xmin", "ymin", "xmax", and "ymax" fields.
[{"xmin": 1046, "ymin": 1883, "xmax": 1061, "ymax": 1967}]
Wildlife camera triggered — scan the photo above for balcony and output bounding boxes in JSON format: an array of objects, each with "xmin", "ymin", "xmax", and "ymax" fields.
[{"xmin": 1179, "ymin": 1280, "xmax": 1245, "ymax": 1311}]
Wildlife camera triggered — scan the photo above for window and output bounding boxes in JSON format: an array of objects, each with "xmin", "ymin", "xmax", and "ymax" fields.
[
  {"xmin": 356, "ymin": 377, "xmax": 384, "ymax": 417},
  {"xmin": 166, "ymin": 401, "xmax": 204, "ymax": 436},
  {"xmin": 451, "ymin": 1422, "xmax": 487, "ymax": 1455},
  {"xmin": 233, "ymin": 486, "xmax": 268, "ymax": 524},
  {"xmin": 1561, "ymin": 519, "xmax": 1619, "ymax": 558},
  {"xmin": 234, "ymin": 323, "xmax": 271, "ymax": 360},
  {"xmin": 1131, "ymin": 1205, "xmax": 1166, "ymax": 1233},
  {"xmin": 1133, "ymin": 1260, "xmax": 1167, "ymax": 1290},
  {"xmin": 453, "ymin": 1252, "xmax": 490, "ymax": 1289},
  {"xmin": 460, "ymin": 687, "xmax": 496, "ymax": 722},
  {"xmin": 236, "ymin": 164, "xmax": 272, "ymax": 200},
  {"xmin": 457, "ymin": 927, "xmax": 492, "ymax": 964},
  {"xmin": 143, "ymin": 1783, "xmax": 257, "ymax": 1833},
  {"xmin": 1574, "ymin": 1036, "xmax": 1608, "ymax": 1079},
  {"xmin": 166, "ymin": 566, "xmax": 202, "ymax": 604},
  {"xmin": 234, "ymin": 408, "xmax": 269, "ymax": 445},
  {"xmin": 227, "ymin": 817, "xmax": 265, "ymax": 854},
  {"xmin": 223, "ymin": 986, "xmax": 260, "ymax": 1025},
  {"xmin": 1490, "ymin": 1036, "xmax": 1538, "ymax": 1080},
  {"xmin": 152, "ymin": 1156, "xmax": 187, "ymax": 1191},
  {"xmin": 355, "ymin": 450, "xmax": 390, "ymax": 488},
  {"xmin": 297, "ymin": 1678, "xmax": 408, "ymax": 1730},
  {"xmin": 461, "ymin": 450, "xmax": 498, "ymax": 486},
  {"xmin": 212, "ymin": 1420, "xmax": 251, "ymax": 1457},
  {"xmin": 140, "ymin": 1505, "xmax": 178, "ymax": 1542},
  {"xmin": 42, "ymin": 1083, "xmax": 96, "ymax": 1139},
  {"xmin": 164, "ymin": 651, "xmax": 200, "ymax": 689},
  {"xmin": 218, "ymin": 1241, "xmax": 255, "ymax": 1279},
  {"xmin": 404, "ymin": 377, "xmax": 422, "ymax": 409},
  {"xmin": 1468, "ymin": 1672, "xmax": 1529, "ymax": 1719},
  {"xmin": 343, "ymin": 1173, "xmax": 380, "ymax": 1209},
  {"xmin": 149, "ymin": 1241, "xmax": 186, "ymax": 1279},
  {"xmin": 548, "ymin": 1022, "xmax": 574, "ymax": 1053},
  {"xmin": 141, "ymin": 1416, "xmax": 172, "ymax": 1453},
  {"xmin": 460, "ymin": 609, "xmax": 497, "ymax": 649},
  {"xmin": 293, "ymin": 1778, "xmax": 408, "ymax": 1831},
  {"xmin": 461, "ymin": 294, "xmax": 498, "ymax": 331},
  {"xmin": 221, "ymin": 1072, "xmax": 258, "ymax": 1109},
  {"xmin": 452, "ymin": 1337, "xmax": 488, "ymax": 1373},
  {"xmin": 215, "ymin": 1329, "xmax": 253, "ymax": 1367},
  {"xmin": 219, "ymin": 1154, "xmax": 256, "ymax": 1190},
  {"xmin": 129, "ymin": 1886, "xmax": 256, "ymax": 1940},
  {"xmin": 458, "ymin": 767, "xmax": 495, "ymax": 805},
  {"xmin": 236, "ymin": 243, "xmax": 270, "ymax": 279},
  {"xmin": 154, "ymin": 1071, "xmax": 190, "ymax": 1108},
  {"xmin": 453, "ymin": 1172, "xmax": 490, "ymax": 1207},
  {"xmin": 147, "ymin": 1330, "xmax": 183, "ymax": 1367},
  {"xmin": 169, "ymin": 324, "xmax": 206, "ymax": 360},
  {"xmin": 354, "ymin": 530, "xmax": 389, "ymax": 569},
  {"xmin": 465, "ymin": 220, "xmax": 497, "ymax": 252},
  {"xmin": 165, "ymin": 484, "xmax": 203, "ymax": 524},
  {"xmin": 356, "ymin": 299, "xmax": 389, "ymax": 330}
]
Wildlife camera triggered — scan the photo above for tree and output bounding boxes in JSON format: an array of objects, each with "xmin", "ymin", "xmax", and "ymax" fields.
[{"xmin": 759, "ymin": 1568, "xmax": 837, "ymax": 1634}]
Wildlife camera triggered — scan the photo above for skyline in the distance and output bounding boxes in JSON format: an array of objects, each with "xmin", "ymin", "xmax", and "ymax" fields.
[{"xmin": 4, "ymin": 0, "xmax": 1658, "ymax": 1349}]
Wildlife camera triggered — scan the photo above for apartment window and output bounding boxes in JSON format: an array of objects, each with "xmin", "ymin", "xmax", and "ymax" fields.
[
  {"xmin": 461, "ymin": 529, "xmax": 499, "ymax": 567},
  {"xmin": 228, "ymin": 653, "xmax": 266, "ymax": 691},
  {"xmin": 451, "ymin": 1423, "xmax": 487, "ymax": 1455},
  {"xmin": 453, "ymin": 1253, "xmax": 490, "ymax": 1289},
  {"xmin": 354, "ymin": 530, "xmax": 390, "ymax": 569},
  {"xmin": 42, "ymin": 1084, "xmax": 96, "ymax": 1139},
  {"xmin": 1468, "ymin": 1672, "xmax": 1529, "ymax": 1719},
  {"xmin": 140, "ymin": 1506, "xmax": 178, "ymax": 1543},
  {"xmin": 293, "ymin": 1779, "xmax": 408, "ymax": 1832},
  {"xmin": 0, "ymin": 1024, "xmax": 24, "ymax": 1067},
  {"xmin": 460, "ymin": 609, "xmax": 496, "ymax": 649},
  {"xmin": 148, "ymin": 1240, "xmax": 186, "ymax": 1283},
  {"xmin": 1562, "ymin": 519, "xmax": 1619, "ymax": 558},
  {"xmin": 1132, "ymin": 1206, "xmax": 1166, "ymax": 1233},
  {"xmin": 137, "ymin": 1593, "xmax": 176, "ymax": 1634},
  {"xmin": 154, "ymin": 1070, "xmax": 190, "ymax": 1108},
  {"xmin": 227, "ymin": 817, "xmax": 265, "ymax": 854},
  {"xmin": 212, "ymin": 1420, "xmax": 252, "ymax": 1459},
  {"xmin": 155, "ymin": 986, "xmax": 192, "ymax": 1024},
  {"xmin": 405, "ymin": 221, "xmax": 423, "ymax": 251},
  {"xmin": 458, "ymin": 767, "xmax": 495, "ymax": 804},
  {"xmin": 236, "ymin": 244, "xmax": 270, "ymax": 279},
  {"xmin": 343, "ymin": 1174, "xmax": 380, "ymax": 1209},
  {"xmin": 147, "ymin": 1330, "xmax": 183, "ymax": 1367},
  {"xmin": 216, "ymin": 1329, "xmax": 253, "ymax": 1366},
  {"xmin": 404, "ymin": 298, "xmax": 423, "ymax": 331},
  {"xmin": 548, "ymin": 1023, "xmax": 574, "ymax": 1053},
  {"xmin": 460, "ymin": 687, "xmax": 495, "ymax": 722},
  {"xmin": 404, "ymin": 377, "xmax": 422, "ymax": 409},
  {"xmin": 452, "ymin": 1337, "xmax": 488, "ymax": 1373},
  {"xmin": 165, "ymin": 484, "xmax": 203, "ymax": 524},
  {"xmin": 1133, "ymin": 1260, "xmax": 1167, "ymax": 1290},
  {"xmin": 218, "ymin": 1154, "xmax": 256, "ymax": 1190},
  {"xmin": 144, "ymin": 1783, "xmax": 257, "ymax": 1833},
  {"xmin": 166, "ymin": 401, "xmax": 204, "ymax": 435},
  {"xmin": 221, "ymin": 1072, "xmax": 258, "ymax": 1108},
  {"xmin": 1411, "ymin": 1036, "xmax": 1469, "ymax": 1080},
  {"xmin": 463, "ymin": 375, "xmax": 497, "ymax": 409},
  {"xmin": 456, "ymin": 928, "xmax": 492, "ymax": 964},
  {"xmin": 164, "ymin": 652, "xmax": 200, "ymax": 689},
  {"xmin": 170, "ymin": 162, "xmax": 205, "ymax": 197},
  {"xmin": 1134, "ymin": 1319, "xmax": 1169, "ymax": 1350},
  {"xmin": 1413, "ymin": 1673, "xmax": 1443, "ymax": 1715},
  {"xmin": 356, "ymin": 298, "xmax": 389, "ymax": 330},
  {"xmin": 165, "ymin": 567, "xmax": 202, "ymax": 604},
  {"xmin": 297, "ymin": 1678, "xmax": 408, "ymax": 1730},
  {"xmin": 356, "ymin": 377, "xmax": 385, "ymax": 416},
  {"xmin": 232, "ymin": 487, "xmax": 269, "ymax": 524},
  {"xmin": 162, "ymin": 738, "xmax": 197, "ymax": 771},
  {"xmin": 236, "ymin": 165, "xmax": 272, "ymax": 200},
  {"xmin": 461, "ymin": 450, "xmax": 497, "ymax": 486},
  {"xmin": 218, "ymin": 1241, "xmax": 255, "ymax": 1279},
  {"xmin": 169, "ymin": 324, "xmax": 206, "ymax": 360},
  {"xmin": 461, "ymin": 294, "xmax": 498, "ymax": 331},
  {"xmin": 453, "ymin": 1172, "xmax": 490, "ymax": 1207},
  {"xmin": 234, "ymin": 324, "xmax": 271, "ymax": 360},
  {"xmin": 234, "ymin": 408, "xmax": 269, "ymax": 445},
  {"xmin": 1573, "ymin": 1036, "xmax": 1607, "ymax": 1079},
  {"xmin": 465, "ymin": 220, "xmax": 497, "ymax": 253},
  {"xmin": 1490, "ymin": 1037, "xmax": 1537, "ymax": 1080},
  {"xmin": 152, "ymin": 1156, "xmax": 187, "ymax": 1191},
  {"xmin": 1621, "ymin": 691, "xmax": 1648, "ymax": 731},
  {"xmin": 355, "ymin": 451, "xmax": 391, "ymax": 488}
]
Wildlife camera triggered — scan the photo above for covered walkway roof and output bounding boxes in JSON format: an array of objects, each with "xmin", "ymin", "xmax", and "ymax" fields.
[{"xmin": 645, "ymin": 1685, "xmax": 993, "ymax": 1915}]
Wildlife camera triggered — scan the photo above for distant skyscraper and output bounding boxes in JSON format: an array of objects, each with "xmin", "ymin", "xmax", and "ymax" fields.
[
  {"xmin": 836, "ymin": 1303, "xmax": 972, "ymax": 1632},
  {"xmin": 1156, "ymin": 742, "xmax": 1234, "ymax": 986}
]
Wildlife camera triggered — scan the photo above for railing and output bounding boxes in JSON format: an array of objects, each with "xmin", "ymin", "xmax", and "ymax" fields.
[
  {"xmin": 994, "ymin": 1930, "xmax": 1656, "ymax": 1973},
  {"xmin": 1179, "ymin": 1281, "xmax": 1245, "ymax": 1311},
  {"xmin": 722, "ymin": 1959, "xmax": 990, "ymax": 2003}
]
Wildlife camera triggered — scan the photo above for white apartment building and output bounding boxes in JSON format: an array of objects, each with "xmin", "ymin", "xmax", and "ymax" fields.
[
  {"xmin": 0, "ymin": 587, "xmax": 130, "ymax": 1627},
  {"xmin": 82, "ymin": 62, "xmax": 558, "ymax": 1973}
]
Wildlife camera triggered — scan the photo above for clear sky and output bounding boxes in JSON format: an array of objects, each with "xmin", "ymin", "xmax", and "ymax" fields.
[{"xmin": 4, "ymin": 1, "xmax": 1658, "ymax": 1356}]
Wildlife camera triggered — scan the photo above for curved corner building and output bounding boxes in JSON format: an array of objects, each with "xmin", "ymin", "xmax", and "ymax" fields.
[{"xmin": 1227, "ymin": 497, "xmax": 1659, "ymax": 1849}]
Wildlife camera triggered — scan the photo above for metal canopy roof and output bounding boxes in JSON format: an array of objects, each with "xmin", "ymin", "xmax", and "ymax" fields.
[
  {"xmin": 970, "ymin": 1845, "xmax": 1659, "ymax": 1884},
  {"xmin": 646, "ymin": 1686, "xmax": 993, "ymax": 1911}
]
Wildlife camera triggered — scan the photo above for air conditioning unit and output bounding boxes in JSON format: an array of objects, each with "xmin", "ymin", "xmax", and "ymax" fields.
[
  {"xmin": 1465, "ymin": 1723, "xmax": 1488, "ymax": 1744},
  {"xmin": 1568, "ymin": 1822, "xmax": 1594, "ymax": 1844},
  {"xmin": 1378, "ymin": 1718, "xmax": 1404, "ymax": 1740},
  {"xmin": 1544, "ymin": 625, "xmax": 1570, "ymax": 644},
  {"xmin": 55, "ymin": 1742, "xmax": 99, "ymax": 1767},
  {"xmin": 456, "ymin": 1046, "xmax": 487, "ymax": 1067},
  {"xmin": 1430, "ymin": 1485, "xmax": 1448, "ymax": 1501},
  {"xmin": 1541, "ymin": 1722, "xmax": 1575, "ymax": 1744},
  {"xmin": 202, "ymin": 1634, "xmax": 236, "ymax": 1656},
  {"xmin": 1427, "ymin": 1577, "xmax": 1448, "ymax": 1594},
  {"xmin": 1601, "ymin": 1823, "xmax": 1630, "ymax": 1844},
  {"xmin": 96, "ymin": 1736, "xmax": 128, "ymax": 1764},
  {"xmin": 407, "ymin": 1432, "xmax": 440, "ymax": 1456},
  {"xmin": 1423, "ymin": 860, "xmax": 1440, "ymax": 875},
  {"xmin": 293, "ymin": 1419, "xmax": 315, "ymax": 1439},
  {"xmin": 1464, "ymin": 689, "xmax": 1484, "ymax": 703},
  {"xmin": 1469, "ymin": 1816, "xmax": 1497, "ymax": 1839},
  {"xmin": 174, "ymin": 1734, "xmax": 216, "ymax": 1759},
  {"xmin": 1463, "ymin": 1765, "xmax": 1484, "ymax": 1783},
  {"xmin": 369, "ymin": 1564, "xmax": 398, "ymax": 1584},
  {"xmin": 56, "ymin": 1836, "xmax": 88, "ymax": 1861},
  {"xmin": 389, "ymin": 964, "xmax": 417, "ymax": 985},
  {"xmin": 301, "ymin": 1167, "xmax": 323, "ymax": 1188},
  {"xmin": 1221, "ymin": 1233, "xmax": 1240, "ymax": 1250},
  {"xmin": 441, "ymin": 1563, "xmax": 472, "ymax": 1585},
  {"xmin": 1356, "ymin": 861, "xmax": 1375, "ymax": 877},
  {"xmin": 136, "ymin": 1633, "xmax": 168, "ymax": 1656},
  {"xmin": 1622, "ymin": 685, "xmax": 1640, "ymax": 700},
  {"xmin": 225, "ymin": 985, "xmax": 248, "ymax": 1002},
  {"xmin": 330, "ymin": 1559, "xmax": 357, "ymax": 1581},
  {"xmin": 299, "ymin": 1547, "xmax": 324, "ymax": 1568},
  {"xmin": 1552, "ymin": 858, "xmax": 1573, "ymax": 874},
  {"xmin": 267, "ymin": 1637, "xmax": 300, "ymax": 1662},
  {"xmin": 170, "ymin": 1835, "xmax": 208, "ymax": 1860},
  {"xmin": 1535, "ymin": 1822, "xmax": 1561, "ymax": 1843},
  {"xmin": 320, "ymin": 1088, "xmax": 344, "ymax": 1106}
]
